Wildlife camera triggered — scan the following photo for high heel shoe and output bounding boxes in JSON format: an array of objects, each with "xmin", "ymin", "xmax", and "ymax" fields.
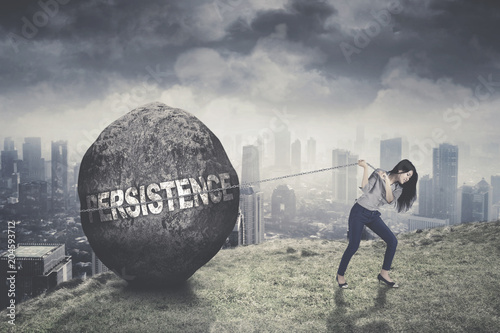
[
  {"xmin": 377, "ymin": 274, "xmax": 399, "ymax": 288},
  {"xmin": 336, "ymin": 275, "xmax": 348, "ymax": 289}
]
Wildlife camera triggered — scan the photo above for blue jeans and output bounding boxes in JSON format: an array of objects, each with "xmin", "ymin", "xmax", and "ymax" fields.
[{"xmin": 337, "ymin": 202, "xmax": 398, "ymax": 276}]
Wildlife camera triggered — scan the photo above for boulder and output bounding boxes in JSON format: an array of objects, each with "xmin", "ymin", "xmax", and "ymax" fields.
[{"xmin": 78, "ymin": 102, "xmax": 240, "ymax": 287}]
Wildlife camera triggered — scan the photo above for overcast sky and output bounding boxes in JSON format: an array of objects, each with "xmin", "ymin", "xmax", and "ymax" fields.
[{"xmin": 1, "ymin": 0, "xmax": 499, "ymax": 180}]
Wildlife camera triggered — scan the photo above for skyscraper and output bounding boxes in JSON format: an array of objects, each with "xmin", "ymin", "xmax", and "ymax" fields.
[
  {"xmin": 460, "ymin": 179, "xmax": 491, "ymax": 223},
  {"xmin": 227, "ymin": 211, "xmax": 243, "ymax": 247},
  {"xmin": 91, "ymin": 250, "xmax": 110, "ymax": 275},
  {"xmin": 332, "ymin": 149, "xmax": 348, "ymax": 203},
  {"xmin": 271, "ymin": 184, "xmax": 296, "ymax": 226},
  {"xmin": 347, "ymin": 154, "xmax": 359, "ymax": 204},
  {"xmin": 332, "ymin": 149, "xmax": 357, "ymax": 204},
  {"xmin": 241, "ymin": 145, "xmax": 260, "ymax": 191},
  {"xmin": 491, "ymin": 175, "xmax": 500, "ymax": 205},
  {"xmin": 433, "ymin": 143, "xmax": 459, "ymax": 224},
  {"xmin": 307, "ymin": 137, "xmax": 316, "ymax": 167},
  {"xmin": 291, "ymin": 139, "xmax": 301, "ymax": 173},
  {"xmin": 239, "ymin": 187, "xmax": 264, "ymax": 245},
  {"xmin": 274, "ymin": 127, "xmax": 291, "ymax": 168},
  {"xmin": 22, "ymin": 137, "xmax": 45, "ymax": 182},
  {"xmin": 52, "ymin": 140, "xmax": 68, "ymax": 212},
  {"xmin": 460, "ymin": 185, "xmax": 474, "ymax": 223},
  {"xmin": 1, "ymin": 137, "xmax": 18, "ymax": 179},
  {"xmin": 4, "ymin": 137, "xmax": 15, "ymax": 151},
  {"xmin": 380, "ymin": 138, "xmax": 402, "ymax": 171},
  {"xmin": 418, "ymin": 175, "xmax": 433, "ymax": 217},
  {"xmin": 72, "ymin": 163, "xmax": 81, "ymax": 208}
]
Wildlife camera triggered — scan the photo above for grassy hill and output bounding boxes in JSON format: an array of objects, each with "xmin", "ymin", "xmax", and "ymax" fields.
[{"xmin": 2, "ymin": 220, "xmax": 500, "ymax": 333}]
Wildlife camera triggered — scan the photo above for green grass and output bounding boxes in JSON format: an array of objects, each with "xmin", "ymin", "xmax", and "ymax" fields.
[{"xmin": 2, "ymin": 220, "xmax": 500, "ymax": 332}]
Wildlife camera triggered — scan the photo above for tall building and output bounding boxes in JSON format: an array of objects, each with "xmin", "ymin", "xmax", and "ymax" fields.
[
  {"xmin": 291, "ymin": 139, "xmax": 301, "ymax": 173},
  {"xmin": 1, "ymin": 137, "xmax": 18, "ymax": 179},
  {"xmin": 4, "ymin": 137, "xmax": 15, "ymax": 151},
  {"xmin": 332, "ymin": 149, "xmax": 348, "ymax": 203},
  {"xmin": 380, "ymin": 138, "xmax": 402, "ymax": 171},
  {"xmin": 274, "ymin": 127, "xmax": 291, "ymax": 168},
  {"xmin": 22, "ymin": 137, "xmax": 45, "ymax": 182},
  {"xmin": 0, "ymin": 244, "xmax": 72, "ymax": 307},
  {"xmin": 91, "ymin": 250, "xmax": 110, "ymax": 275},
  {"xmin": 491, "ymin": 202, "xmax": 500, "ymax": 221},
  {"xmin": 347, "ymin": 154, "xmax": 359, "ymax": 204},
  {"xmin": 418, "ymin": 175, "xmax": 433, "ymax": 217},
  {"xmin": 72, "ymin": 163, "xmax": 81, "ymax": 208},
  {"xmin": 491, "ymin": 175, "xmax": 500, "ymax": 205},
  {"xmin": 474, "ymin": 178, "xmax": 491, "ymax": 222},
  {"xmin": 271, "ymin": 184, "xmax": 296, "ymax": 226},
  {"xmin": 5, "ymin": 172, "xmax": 20, "ymax": 196},
  {"xmin": 239, "ymin": 187, "xmax": 264, "ymax": 245},
  {"xmin": 432, "ymin": 143, "xmax": 459, "ymax": 224},
  {"xmin": 459, "ymin": 184, "xmax": 473, "ymax": 224},
  {"xmin": 460, "ymin": 179, "xmax": 491, "ymax": 223},
  {"xmin": 51, "ymin": 140, "xmax": 68, "ymax": 212},
  {"xmin": 332, "ymin": 149, "xmax": 357, "ymax": 204},
  {"xmin": 241, "ymin": 145, "xmax": 260, "ymax": 191},
  {"xmin": 226, "ymin": 211, "xmax": 243, "ymax": 247},
  {"xmin": 307, "ymin": 137, "xmax": 316, "ymax": 167}
]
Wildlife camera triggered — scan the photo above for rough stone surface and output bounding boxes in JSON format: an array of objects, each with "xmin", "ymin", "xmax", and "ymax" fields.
[{"xmin": 78, "ymin": 102, "xmax": 240, "ymax": 287}]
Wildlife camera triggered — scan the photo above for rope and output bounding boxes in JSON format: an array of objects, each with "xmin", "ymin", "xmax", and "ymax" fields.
[{"xmin": 79, "ymin": 161, "xmax": 377, "ymax": 213}]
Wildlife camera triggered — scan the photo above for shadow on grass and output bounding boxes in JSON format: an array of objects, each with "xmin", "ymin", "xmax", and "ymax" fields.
[
  {"xmin": 327, "ymin": 286, "xmax": 392, "ymax": 333},
  {"xmin": 121, "ymin": 278, "xmax": 200, "ymax": 304},
  {"xmin": 49, "ymin": 277, "xmax": 214, "ymax": 332}
]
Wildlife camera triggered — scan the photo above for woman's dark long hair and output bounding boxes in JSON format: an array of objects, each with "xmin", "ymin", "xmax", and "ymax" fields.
[{"xmin": 388, "ymin": 159, "xmax": 418, "ymax": 213}]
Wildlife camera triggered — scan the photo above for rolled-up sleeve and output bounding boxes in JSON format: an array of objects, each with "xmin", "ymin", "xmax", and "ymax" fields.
[{"xmin": 386, "ymin": 186, "xmax": 403, "ymax": 206}]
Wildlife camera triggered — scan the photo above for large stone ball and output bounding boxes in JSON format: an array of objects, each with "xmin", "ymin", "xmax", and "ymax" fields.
[{"xmin": 78, "ymin": 102, "xmax": 240, "ymax": 287}]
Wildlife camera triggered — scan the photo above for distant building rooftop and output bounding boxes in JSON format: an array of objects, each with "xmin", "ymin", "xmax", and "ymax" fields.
[{"xmin": 0, "ymin": 244, "xmax": 61, "ymax": 258}]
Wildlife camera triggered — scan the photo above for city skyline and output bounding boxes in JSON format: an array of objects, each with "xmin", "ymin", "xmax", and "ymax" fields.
[
  {"xmin": 0, "ymin": 1, "xmax": 499, "ymax": 186},
  {"xmin": 1, "ymin": 132, "xmax": 498, "ymax": 189}
]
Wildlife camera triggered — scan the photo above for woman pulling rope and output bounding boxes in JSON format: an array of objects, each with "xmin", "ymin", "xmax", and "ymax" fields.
[{"xmin": 336, "ymin": 159, "xmax": 418, "ymax": 288}]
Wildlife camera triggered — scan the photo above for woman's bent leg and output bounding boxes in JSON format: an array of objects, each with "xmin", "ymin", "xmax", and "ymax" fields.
[
  {"xmin": 366, "ymin": 214, "xmax": 398, "ymax": 271},
  {"xmin": 337, "ymin": 204, "xmax": 366, "ymax": 276}
]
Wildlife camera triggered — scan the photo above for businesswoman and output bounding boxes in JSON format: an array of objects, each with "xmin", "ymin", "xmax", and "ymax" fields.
[{"xmin": 336, "ymin": 159, "xmax": 418, "ymax": 288}]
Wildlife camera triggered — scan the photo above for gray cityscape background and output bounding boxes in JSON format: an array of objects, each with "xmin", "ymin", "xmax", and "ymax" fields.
[{"xmin": 1, "ymin": 0, "xmax": 500, "ymax": 307}]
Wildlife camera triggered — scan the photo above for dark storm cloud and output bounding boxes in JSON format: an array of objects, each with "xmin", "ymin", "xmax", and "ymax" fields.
[
  {"xmin": 250, "ymin": 0, "xmax": 337, "ymax": 41},
  {"xmin": 393, "ymin": 0, "xmax": 500, "ymax": 85},
  {"xmin": 1, "ymin": 0, "xmax": 500, "ymax": 104},
  {"xmin": 0, "ymin": 0, "xmax": 192, "ymax": 97},
  {"xmin": 227, "ymin": 0, "xmax": 500, "ymax": 87}
]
